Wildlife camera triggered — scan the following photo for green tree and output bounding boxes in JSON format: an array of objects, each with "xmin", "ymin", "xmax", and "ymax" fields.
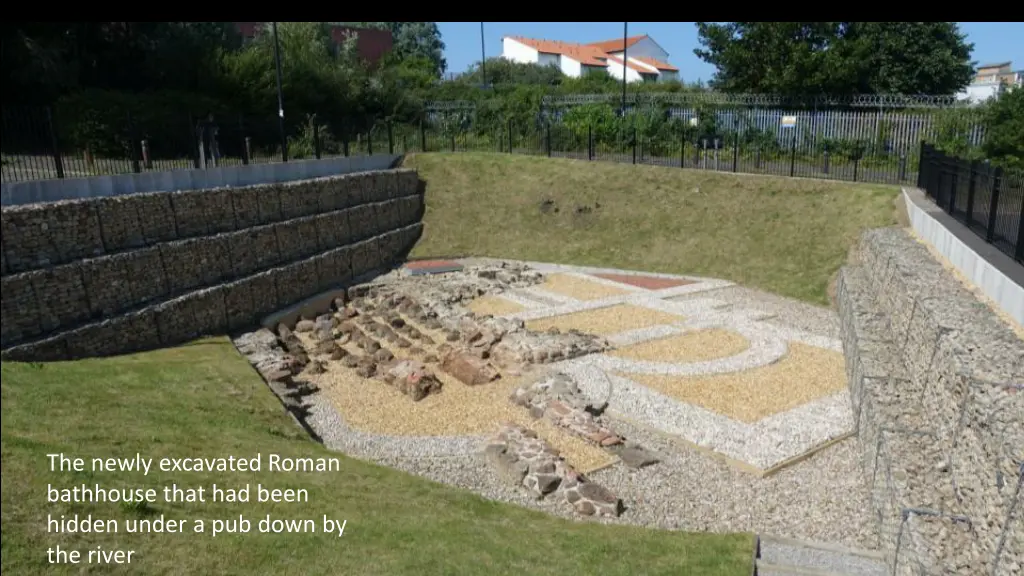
[
  {"xmin": 981, "ymin": 88, "xmax": 1024, "ymax": 169},
  {"xmin": 694, "ymin": 22, "xmax": 974, "ymax": 95},
  {"xmin": 336, "ymin": 22, "xmax": 447, "ymax": 77}
]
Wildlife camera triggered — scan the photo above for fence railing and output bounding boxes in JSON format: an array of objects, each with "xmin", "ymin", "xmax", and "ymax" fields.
[
  {"xmin": 0, "ymin": 105, "xmax": 988, "ymax": 195},
  {"xmin": 918, "ymin": 142, "xmax": 1024, "ymax": 263}
]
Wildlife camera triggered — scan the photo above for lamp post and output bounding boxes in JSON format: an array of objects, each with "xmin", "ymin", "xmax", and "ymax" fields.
[
  {"xmin": 621, "ymin": 22, "xmax": 628, "ymax": 115},
  {"xmin": 272, "ymin": 21, "xmax": 287, "ymax": 162},
  {"xmin": 480, "ymin": 22, "xmax": 487, "ymax": 88}
]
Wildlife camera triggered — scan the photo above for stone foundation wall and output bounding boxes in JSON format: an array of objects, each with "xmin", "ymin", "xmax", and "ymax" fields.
[
  {"xmin": 0, "ymin": 169, "xmax": 424, "ymax": 361},
  {"xmin": 837, "ymin": 226, "xmax": 1023, "ymax": 575}
]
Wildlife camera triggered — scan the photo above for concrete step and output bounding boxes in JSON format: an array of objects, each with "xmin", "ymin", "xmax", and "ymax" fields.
[{"xmin": 756, "ymin": 535, "xmax": 886, "ymax": 576}]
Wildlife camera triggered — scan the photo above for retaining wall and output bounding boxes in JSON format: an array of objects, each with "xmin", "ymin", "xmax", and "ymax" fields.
[
  {"xmin": 837, "ymin": 226, "xmax": 1023, "ymax": 575},
  {"xmin": 0, "ymin": 154, "xmax": 401, "ymax": 206},
  {"xmin": 0, "ymin": 168, "xmax": 424, "ymax": 361}
]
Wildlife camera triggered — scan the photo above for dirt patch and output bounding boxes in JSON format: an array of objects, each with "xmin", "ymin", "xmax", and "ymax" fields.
[
  {"xmin": 527, "ymin": 305, "xmax": 684, "ymax": 336},
  {"xmin": 467, "ymin": 295, "xmax": 527, "ymax": 317},
  {"xmin": 618, "ymin": 342, "xmax": 846, "ymax": 423},
  {"xmin": 609, "ymin": 329, "xmax": 750, "ymax": 363},
  {"xmin": 538, "ymin": 273, "xmax": 630, "ymax": 301}
]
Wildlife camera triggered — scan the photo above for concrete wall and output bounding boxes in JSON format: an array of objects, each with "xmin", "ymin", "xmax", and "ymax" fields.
[
  {"xmin": 0, "ymin": 168, "xmax": 424, "ymax": 361},
  {"xmin": 903, "ymin": 187, "xmax": 1024, "ymax": 326},
  {"xmin": 0, "ymin": 154, "xmax": 401, "ymax": 207}
]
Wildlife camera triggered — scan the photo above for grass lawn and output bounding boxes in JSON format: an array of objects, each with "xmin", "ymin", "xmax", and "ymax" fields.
[
  {"xmin": 1, "ymin": 338, "xmax": 753, "ymax": 575},
  {"xmin": 404, "ymin": 152, "xmax": 898, "ymax": 305}
]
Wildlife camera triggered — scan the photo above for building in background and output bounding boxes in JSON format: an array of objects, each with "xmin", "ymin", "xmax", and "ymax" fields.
[
  {"xmin": 233, "ymin": 22, "xmax": 393, "ymax": 66},
  {"xmin": 501, "ymin": 34, "xmax": 679, "ymax": 83},
  {"xmin": 957, "ymin": 61, "xmax": 1023, "ymax": 104}
]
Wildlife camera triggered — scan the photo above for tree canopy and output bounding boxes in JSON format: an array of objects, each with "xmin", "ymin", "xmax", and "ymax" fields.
[{"xmin": 694, "ymin": 22, "xmax": 975, "ymax": 95}]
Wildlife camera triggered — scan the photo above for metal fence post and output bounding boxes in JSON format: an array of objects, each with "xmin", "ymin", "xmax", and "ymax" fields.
[
  {"xmin": 732, "ymin": 131, "xmax": 739, "ymax": 172},
  {"xmin": 188, "ymin": 114, "xmax": 200, "ymax": 169},
  {"xmin": 546, "ymin": 122, "xmax": 552, "ymax": 157},
  {"xmin": 507, "ymin": 118, "xmax": 513, "ymax": 154},
  {"xmin": 680, "ymin": 131, "xmax": 685, "ymax": 168},
  {"xmin": 947, "ymin": 169, "xmax": 958, "ymax": 213},
  {"xmin": 420, "ymin": 118, "xmax": 427, "ymax": 152},
  {"xmin": 388, "ymin": 121, "xmax": 394, "ymax": 155},
  {"xmin": 986, "ymin": 167, "xmax": 1003, "ymax": 243},
  {"xmin": 127, "ymin": 112, "xmax": 141, "ymax": 173},
  {"xmin": 965, "ymin": 160, "xmax": 978, "ymax": 226},
  {"xmin": 45, "ymin": 107, "xmax": 65, "ymax": 179},
  {"xmin": 789, "ymin": 134, "xmax": 796, "ymax": 177},
  {"xmin": 824, "ymin": 147, "xmax": 831, "ymax": 175},
  {"xmin": 368, "ymin": 124, "xmax": 374, "ymax": 155},
  {"xmin": 853, "ymin": 155, "xmax": 859, "ymax": 182},
  {"xmin": 239, "ymin": 115, "xmax": 250, "ymax": 165},
  {"xmin": 899, "ymin": 152, "xmax": 907, "ymax": 181},
  {"xmin": 342, "ymin": 121, "xmax": 350, "ymax": 157},
  {"xmin": 588, "ymin": 124, "xmax": 594, "ymax": 161},
  {"xmin": 632, "ymin": 128, "xmax": 637, "ymax": 164},
  {"xmin": 916, "ymin": 141, "xmax": 927, "ymax": 189}
]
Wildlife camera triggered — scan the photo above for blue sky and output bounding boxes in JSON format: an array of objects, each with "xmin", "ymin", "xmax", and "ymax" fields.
[{"xmin": 437, "ymin": 22, "xmax": 1024, "ymax": 83}]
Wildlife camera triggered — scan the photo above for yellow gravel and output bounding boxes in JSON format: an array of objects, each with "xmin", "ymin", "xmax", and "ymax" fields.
[
  {"xmin": 526, "ymin": 304, "xmax": 684, "ymax": 336},
  {"xmin": 538, "ymin": 273, "xmax": 630, "ymax": 300},
  {"xmin": 467, "ymin": 295, "xmax": 527, "ymax": 317},
  {"xmin": 296, "ymin": 326, "xmax": 615, "ymax": 473},
  {"xmin": 618, "ymin": 342, "xmax": 847, "ymax": 423},
  {"xmin": 609, "ymin": 329, "xmax": 750, "ymax": 363}
]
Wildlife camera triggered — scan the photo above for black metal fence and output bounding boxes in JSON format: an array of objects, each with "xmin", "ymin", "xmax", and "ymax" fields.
[
  {"xmin": 3, "ymin": 104, "xmax": 930, "ymax": 187},
  {"xmin": 918, "ymin": 143, "xmax": 1024, "ymax": 263}
]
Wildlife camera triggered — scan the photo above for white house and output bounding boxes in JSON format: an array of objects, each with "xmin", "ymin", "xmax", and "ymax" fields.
[
  {"xmin": 956, "ymin": 61, "xmax": 1023, "ymax": 104},
  {"xmin": 501, "ymin": 34, "xmax": 680, "ymax": 83}
]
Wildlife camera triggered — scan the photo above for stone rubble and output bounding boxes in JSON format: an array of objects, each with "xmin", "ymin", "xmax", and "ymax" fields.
[
  {"xmin": 484, "ymin": 423, "xmax": 623, "ymax": 517},
  {"xmin": 510, "ymin": 372, "xmax": 661, "ymax": 468}
]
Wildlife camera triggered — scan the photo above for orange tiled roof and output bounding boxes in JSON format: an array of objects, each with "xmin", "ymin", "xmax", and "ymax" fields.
[
  {"xmin": 585, "ymin": 35, "xmax": 647, "ymax": 54},
  {"xmin": 507, "ymin": 36, "xmax": 609, "ymax": 66},
  {"xmin": 632, "ymin": 55, "xmax": 678, "ymax": 72},
  {"xmin": 606, "ymin": 54, "xmax": 652, "ymax": 74}
]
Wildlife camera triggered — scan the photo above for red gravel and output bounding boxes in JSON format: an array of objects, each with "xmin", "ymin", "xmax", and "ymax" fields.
[{"xmin": 592, "ymin": 273, "xmax": 694, "ymax": 290}]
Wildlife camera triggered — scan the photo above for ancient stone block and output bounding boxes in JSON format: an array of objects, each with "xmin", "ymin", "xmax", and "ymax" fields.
[
  {"xmin": 346, "ymin": 204, "xmax": 376, "ymax": 242},
  {"xmin": 377, "ymin": 358, "xmax": 442, "ymax": 400},
  {"xmin": 31, "ymin": 265, "xmax": 90, "ymax": 332},
  {"xmin": 79, "ymin": 255, "xmax": 131, "ymax": 319},
  {"xmin": 123, "ymin": 246, "xmax": 168, "ymax": 306},
  {"xmin": 188, "ymin": 286, "xmax": 228, "ymax": 337},
  {"xmin": 223, "ymin": 277, "xmax": 256, "ymax": 331},
  {"xmin": 154, "ymin": 295, "xmax": 200, "ymax": 346},
  {"xmin": 230, "ymin": 185, "xmax": 262, "ymax": 228},
  {"xmin": 440, "ymin": 350, "xmax": 499, "ymax": 386},
  {"xmin": 256, "ymin": 183, "xmax": 283, "ymax": 224},
  {"xmin": 314, "ymin": 211, "xmax": 351, "ymax": 250},
  {"xmin": 248, "ymin": 271, "xmax": 281, "ymax": 320},
  {"xmin": 95, "ymin": 196, "xmax": 145, "ymax": 252},
  {"xmin": 0, "ymin": 273, "xmax": 41, "ymax": 346},
  {"xmin": 133, "ymin": 193, "xmax": 177, "ymax": 244}
]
